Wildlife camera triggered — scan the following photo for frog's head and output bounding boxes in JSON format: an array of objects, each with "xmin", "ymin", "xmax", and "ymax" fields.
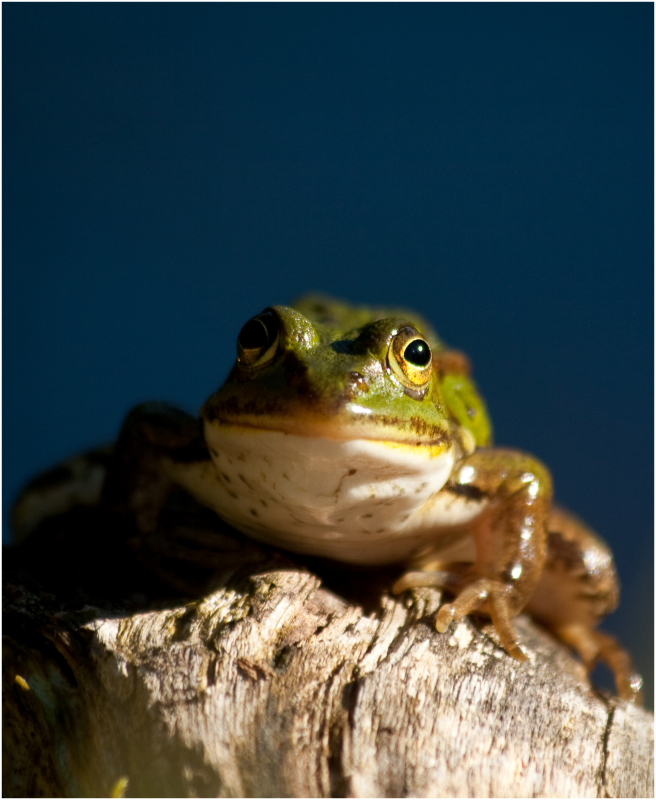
[{"xmin": 202, "ymin": 296, "xmax": 491, "ymax": 452}]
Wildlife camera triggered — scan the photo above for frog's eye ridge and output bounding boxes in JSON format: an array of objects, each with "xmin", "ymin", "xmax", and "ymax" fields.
[
  {"xmin": 388, "ymin": 326, "xmax": 433, "ymax": 395},
  {"xmin": 237, "ymin": 310, "xmax": 280, "ymax": 368}
]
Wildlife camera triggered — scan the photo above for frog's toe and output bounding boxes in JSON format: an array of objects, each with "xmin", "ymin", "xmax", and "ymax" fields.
[
  {"xmin": 392, "ymin": 570, "xmax": 454, "ymax": 595},
  {"xmin": 434, "ymin": 578, "xmax": 492, "ymax": 630},
  {"xmin": 556, "ymin": 625, "xmax": 644, "ymax": 704},
  {"xmin": 595, "ymin": 631, "xmax": 643, "ymax": 702},
  {"xmin": 488, "ymin": 587, "xmax": 529, "ymax": 661},
  {"xmin": 435, "ymin": 603, "xmax": 456, "ymax": 633},
  {"xmin": 502, "ymin": 639, "xmax": 528, "ymax": 662},
  {"xmin": 625, "ymin": 673, "xmax": 645, "ymax": 704}
]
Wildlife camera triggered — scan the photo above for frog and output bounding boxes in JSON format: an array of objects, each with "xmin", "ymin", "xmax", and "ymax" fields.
[{"xmin": 12, "ymin": 295, "xmax": 642, "ymax": 702}]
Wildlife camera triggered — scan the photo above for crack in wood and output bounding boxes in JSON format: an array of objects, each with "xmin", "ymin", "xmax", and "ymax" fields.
[{"xmin": 599, "ymin": 701, "xmax": 616, "ymax": 798}]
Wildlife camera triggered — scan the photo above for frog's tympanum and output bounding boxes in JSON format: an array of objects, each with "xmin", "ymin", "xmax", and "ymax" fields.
[{"xmin": 14, "ymin": 296, "xmax": 642, "ymax": 702}]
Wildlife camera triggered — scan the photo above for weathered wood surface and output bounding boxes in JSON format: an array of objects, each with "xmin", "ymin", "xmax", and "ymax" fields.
[{"xmin": 3, "ymin": 506, "xmax": 653, "ymax": 798}]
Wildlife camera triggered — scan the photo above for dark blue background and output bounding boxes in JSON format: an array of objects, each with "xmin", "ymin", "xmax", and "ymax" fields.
[{"xmin": 4, "ymin": 4, "xmax": 653, "ymax": 703}]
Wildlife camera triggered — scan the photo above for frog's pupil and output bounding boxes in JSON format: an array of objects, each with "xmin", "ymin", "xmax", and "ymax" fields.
[
  {"xmin": 239, "ymin": 318, "xmax": 272, "ymax": 350},
  {"xmin": 404, "ymin": 339, "xmax": 431, "ymax": 367}
]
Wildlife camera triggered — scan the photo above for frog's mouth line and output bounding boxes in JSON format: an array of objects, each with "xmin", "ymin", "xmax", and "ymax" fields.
[{"xmin": 204, "ymin": 415, "xmax": 451, "ymax": 450}]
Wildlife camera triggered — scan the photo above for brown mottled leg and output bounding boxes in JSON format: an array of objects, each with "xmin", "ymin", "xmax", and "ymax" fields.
[{"xmin": 527, "ymin": 506, "xmax": 642, "ymax": 703}]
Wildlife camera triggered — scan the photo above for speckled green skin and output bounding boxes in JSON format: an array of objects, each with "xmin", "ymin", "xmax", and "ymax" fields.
[{"xmin": 203, "ymin": 294, "xmax": 491, "ymax": 453}]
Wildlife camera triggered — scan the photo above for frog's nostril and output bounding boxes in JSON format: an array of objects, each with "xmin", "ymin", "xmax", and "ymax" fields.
[{"xmin": 330, "ymin": 339, "xmax": 353, "ymax": 355}]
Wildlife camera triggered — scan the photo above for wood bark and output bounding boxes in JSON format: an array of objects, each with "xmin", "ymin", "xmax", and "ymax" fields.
[{"xmin": 3, "ymin": 504, "xmax": 653, "ymax": 798}]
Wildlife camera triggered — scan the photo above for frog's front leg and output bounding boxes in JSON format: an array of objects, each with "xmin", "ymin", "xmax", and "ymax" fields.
[
  {"xmin": 395, "ymin": 448, "xmax": 552, "ymax": 662},
  {"xmin": 102, "ymin": 402, "xmax": 211, "ymax": 533}
]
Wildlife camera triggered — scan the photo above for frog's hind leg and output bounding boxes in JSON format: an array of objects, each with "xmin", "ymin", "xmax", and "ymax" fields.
[
  {"xmin": 101, "ymin": 403, "xmax": 257, "ymax": 594},
  {"xmin": 526, "ymin": 506, "xmax": 643, "ymax": 703},
  {"xmin": 11, "ymin": 446, "xmax": 113, "ymax": 542},
  {"xmin": 102, "ymin": 402, "xmax": 210, "ymax": 534}
]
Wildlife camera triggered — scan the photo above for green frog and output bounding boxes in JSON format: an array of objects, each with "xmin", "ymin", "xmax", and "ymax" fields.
[{"xmin": 13, "ymin": 296, "xmax": 642, "ymax": 702}]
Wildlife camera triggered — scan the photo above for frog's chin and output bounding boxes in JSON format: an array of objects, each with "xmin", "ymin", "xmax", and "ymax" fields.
[{"xmin": 200, "ymin": 423, "xmax": 458, "ymax": 565}]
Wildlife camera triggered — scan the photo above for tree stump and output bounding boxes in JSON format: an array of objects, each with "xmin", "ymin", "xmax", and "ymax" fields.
[{"xmin": 3, "ymin": 502, "xmax": 653, "ymax": 798}]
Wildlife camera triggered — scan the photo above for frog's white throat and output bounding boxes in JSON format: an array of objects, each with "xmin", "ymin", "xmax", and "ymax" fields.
[{"xmin": 199, "ymin": 423, "xmax": 459, "ymax": 565}]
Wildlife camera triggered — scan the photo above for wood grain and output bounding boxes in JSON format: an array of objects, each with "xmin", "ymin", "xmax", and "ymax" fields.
[{"xmin": 3, "ymin": 506, "xmax": 653, "ymax": 798}]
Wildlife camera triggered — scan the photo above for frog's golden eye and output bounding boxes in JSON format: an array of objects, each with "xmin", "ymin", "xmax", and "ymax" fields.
[
  {"xmin": 237, "ymin": 310, "xmax": 280, "ymax": 368},
  {"xmin": 388, "ymin": 327, "xmax": 433, "ymax": 391}
]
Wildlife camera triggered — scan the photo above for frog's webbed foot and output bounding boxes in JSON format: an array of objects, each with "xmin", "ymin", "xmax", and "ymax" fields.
[{"xmin": 435, "ymin": 578, "xmax": 528, "ymax": 661}]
